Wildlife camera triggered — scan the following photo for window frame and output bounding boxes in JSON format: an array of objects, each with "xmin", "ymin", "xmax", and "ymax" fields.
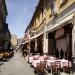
[{"xmin": 60, "ymin": 0, "xmax": 68, "ymax": 8}]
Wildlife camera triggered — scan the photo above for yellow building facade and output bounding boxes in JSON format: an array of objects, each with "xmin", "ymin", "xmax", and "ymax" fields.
[{"xmin": 25, "ymin": 0, "xmax": 75, "ymax": 64}]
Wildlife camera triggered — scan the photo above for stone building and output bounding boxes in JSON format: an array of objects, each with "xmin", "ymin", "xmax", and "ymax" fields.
[
  {"xmin": 25, "ymin": 0, "xmax": 75, "ymax": 69},
  {"xmin": 0, "ymin": 0, "xmax": 11, "ymax": 51},
  {"xmin": 11, "ymin": 34, "xmax": 18, "ymax": 49}
]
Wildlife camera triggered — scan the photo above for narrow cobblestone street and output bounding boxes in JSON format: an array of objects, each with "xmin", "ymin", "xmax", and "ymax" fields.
[{"xmin": 0, "ymin": 51, "xmax": 35, "ymax": 75}]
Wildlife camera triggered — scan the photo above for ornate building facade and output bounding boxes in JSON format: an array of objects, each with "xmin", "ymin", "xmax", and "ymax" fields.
[{"xmin": 25, "ymin": 0, "xmax": 75, "ymax": 68}]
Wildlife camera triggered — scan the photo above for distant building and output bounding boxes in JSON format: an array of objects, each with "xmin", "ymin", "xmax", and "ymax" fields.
[
  {"xmin": 22, "ymin": 33, "xmax": 30, "ymax": 50},
  {"xmin": 18, "ymin": 37, "xmax": 23, "ymax": 46},
  {"xmin": 11, "ymin": 34, "xmax": 18, "ymax": 48}
]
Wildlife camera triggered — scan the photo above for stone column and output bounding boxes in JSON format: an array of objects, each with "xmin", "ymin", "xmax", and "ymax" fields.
[
  {"xmin": 72, "ymin": 12, "xmax": 75, "ymax": 57},
  {"xmin": 45, "ymin": 33, "xmax": 48, "ymax": 53},
  {"xmin": 43, "ymin": 25, "xmax": 48, "ymax": 54},
  {"xmin": 35, "ymin": 38, "xmax": 37, "ymax": 52},
  {"xmin": 72, "ymin": 12, "xmax": 75, "ymax": 71}
]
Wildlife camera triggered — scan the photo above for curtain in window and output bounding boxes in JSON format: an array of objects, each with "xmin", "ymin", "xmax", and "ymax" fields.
[
  {"xmin": 61, "ymin": 38, "xmax": 67, "ymax": 52},
  {"xmin": 56, "ymin": 39, "xmax": 62, "ymax": 52},
  {"xmin": 66, "ymin": 34, "xmax": 70, "ymax": 48}
]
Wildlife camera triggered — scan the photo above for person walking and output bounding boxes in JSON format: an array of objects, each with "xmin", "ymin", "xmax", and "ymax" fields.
[{"xmin": 23, "ymin": 50, "xmax": 27, "ymax": 60}]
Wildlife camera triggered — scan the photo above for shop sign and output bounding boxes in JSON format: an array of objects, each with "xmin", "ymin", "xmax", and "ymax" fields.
[{"xmin": 55, "ymin": 28, "xmax": 64, "ymax": 38}]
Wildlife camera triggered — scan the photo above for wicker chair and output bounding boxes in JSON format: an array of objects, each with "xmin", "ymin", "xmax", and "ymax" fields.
[
  {"xmin": 63, "ymin": 61, "xmax": 72, "ymax": 73},
  {"xmin": 51, "ymin": 61, "xmax": 61, "ymax": 75},
  {"xmin": 35, "ymin": 61, "xmax": 46, "ymax": 75}
]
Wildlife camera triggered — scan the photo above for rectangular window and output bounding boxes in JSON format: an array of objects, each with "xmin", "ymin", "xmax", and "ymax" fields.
[
  {"xmin": 46, "ymin": 0, "xmax": 53, "ymax": 15},
  {"xmin": 60, "ymin": 0, "xmax": 68, "ymax": 7},
  {"xmin": 46, "ymin": 0, "xmax": 50, "ymax": 10},
  {"xmin": 60, "ymin": 0, "xmax": 67, "ymax": 4}
]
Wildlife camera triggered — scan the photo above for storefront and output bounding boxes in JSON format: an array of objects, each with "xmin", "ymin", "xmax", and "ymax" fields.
[
  {"xmin": 30, "ymin": 39, "xmax": 35, "ymax": 53},
  {"xmin": 48, "ymin": 23, "xmax": 73, "ymax": 60},
  {"xmin": 30, "ymin": 33, "xmax": 44, "ymax": 54},
  {"xmin": 37, "ymin": 35, "xmax": 43, "ymax": 54},
  {"xmin": 30, "ymin": 35, "xmax": 43, "ymax": 54}
]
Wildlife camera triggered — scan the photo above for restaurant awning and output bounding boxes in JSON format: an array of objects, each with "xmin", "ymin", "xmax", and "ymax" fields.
[
  {"xmin": 47, "ymin": 13, "xmax": 73, "ymax": 32},
  {"xmin": 30, "ymin": 31, "xmax": 44, "ymax": 40}
]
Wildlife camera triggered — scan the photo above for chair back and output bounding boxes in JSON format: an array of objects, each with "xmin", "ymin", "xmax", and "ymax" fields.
[{"xmin": 55, "ymin": 61, "xmax": 61, "ymax": 68}]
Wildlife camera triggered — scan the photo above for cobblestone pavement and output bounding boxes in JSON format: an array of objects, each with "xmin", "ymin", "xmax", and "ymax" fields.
[
  {"xmin": 0, "ymin": 51, "xmax": 75, "ymax": 75},
  {"xmin": 0, "ymin": 51, "xmax": 35, "ymax": 75}
]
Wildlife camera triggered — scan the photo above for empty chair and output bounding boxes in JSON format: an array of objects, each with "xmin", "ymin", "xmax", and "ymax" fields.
[
  {"xmin": 35, "ymin": 61, "xmax": 46, "ymax": 75},
  {"xmin": 51, "ymin": 61, "xmax": 61, "ymax": 74},
  {"xmin": 63, "ymin": 61, "xmax": 72, "ymax": 73}
]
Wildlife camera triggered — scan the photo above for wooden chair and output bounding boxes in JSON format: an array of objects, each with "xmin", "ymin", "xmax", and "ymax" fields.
[
  {"xmin": 63, "ymin": 61, "xmax": 72, "ymax": 73},
  {"xmin": 46, "ymin": 65, "xmax": 51, "ymax": 73},
  {"xmin": 51, "ymin": 61, "xmax": 61, "ymax": 74},
  {"xmin": 44, "ymin": 57, "xmax": 49, "ymax": 61},
  {"xmin": 35, "ymin": 61, "xmax": 46, "ymax": 75}
]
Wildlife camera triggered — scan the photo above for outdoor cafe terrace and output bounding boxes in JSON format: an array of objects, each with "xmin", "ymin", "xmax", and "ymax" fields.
[{"xmin": 28, "ymin": 53, "xmax": 73, "ymax": 75}]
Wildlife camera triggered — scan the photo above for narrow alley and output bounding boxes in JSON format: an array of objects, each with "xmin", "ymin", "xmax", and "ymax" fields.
[{"xmin": 0, "ymin": 51, "xmax": 35, "ymax": 75}]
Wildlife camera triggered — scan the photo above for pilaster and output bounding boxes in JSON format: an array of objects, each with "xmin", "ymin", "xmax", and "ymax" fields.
[{"xmin": 72, "ymin": 12, "xmax": 75, "ymax": 71}]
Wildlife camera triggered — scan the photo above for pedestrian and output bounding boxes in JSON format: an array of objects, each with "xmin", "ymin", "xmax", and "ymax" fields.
[
  {"xmin": 23, "ymin": 50, "xmax": 27, "ymax": 59},
  {"xmin": 23, "ymin": 51, "xmax": 26, "ymax": 60}
]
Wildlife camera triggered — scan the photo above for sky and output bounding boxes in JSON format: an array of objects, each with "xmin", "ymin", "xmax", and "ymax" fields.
[{"xmin": 6, "ymin": 0, "xmax": 39, "ymax": 38}]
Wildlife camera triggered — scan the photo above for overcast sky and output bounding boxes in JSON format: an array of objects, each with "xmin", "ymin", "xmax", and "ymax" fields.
[{"xmin": 6, "ymin": 0, "xmax": 39, "ymax": 38}]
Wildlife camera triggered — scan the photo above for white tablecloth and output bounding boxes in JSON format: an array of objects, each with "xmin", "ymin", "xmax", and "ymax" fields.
[
  {"xmin": 31, "ymin": 56, "xmax": 45, "ymax": 68},
  {"xmin": 46, "ymin": 59, "xmax": 72, "ymax": 68},
  {"xmin": 60, "ymin": 59, "xmax": 72, "ymax": 68},
  {"xmin": 46, "ymin": 59, "xmax": 55, "ymax": 67},
  {"xmin": 29, "ymin": 56, "xmax": 34, "ymax": 63},
  {"xmin": 32, "ymin": 59, "xmax": 40, "ymax": 68}
]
